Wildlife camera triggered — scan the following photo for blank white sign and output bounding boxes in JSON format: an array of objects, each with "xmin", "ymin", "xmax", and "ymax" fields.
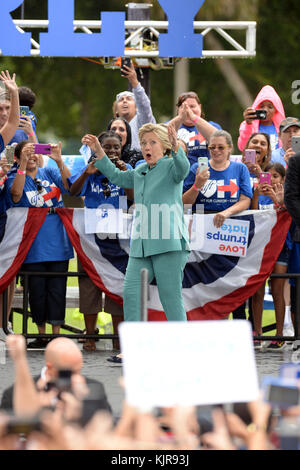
[{"xmin": 119, "ymin": 320, "xmax": 259, "ymax": 409}]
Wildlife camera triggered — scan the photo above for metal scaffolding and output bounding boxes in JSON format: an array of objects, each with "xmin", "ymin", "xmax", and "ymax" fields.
[{"xmin": 8, "ymin": 19, "xmax": 256, "ymax": 59}]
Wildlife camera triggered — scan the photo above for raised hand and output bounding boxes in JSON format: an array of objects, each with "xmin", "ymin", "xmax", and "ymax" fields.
[
  {"xmin": 49, "ymin": 142, "xmax": 62, "ymax": 163},
  {"xmin": 121, "ymin": 61, "xmax": 139, "ymax": 88},
  {"xmin": 81, "ymin": 134, "xmax": 104, "ymax": 158},
  {"xmin": 6, "ymin": 334, "xmax": 26, "ymax": 362},
  {"xmin": 0, "ymin": 70, "xmax": 18, "ymax": 94},
  {"xmin": 168, "ymin": 123, "xmax": 179, "ymax": 152}
]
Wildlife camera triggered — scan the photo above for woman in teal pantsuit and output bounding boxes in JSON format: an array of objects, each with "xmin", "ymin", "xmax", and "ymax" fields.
[{"xmin": 82, "ymin": 124, "xmax": 190, "ymax": 358}]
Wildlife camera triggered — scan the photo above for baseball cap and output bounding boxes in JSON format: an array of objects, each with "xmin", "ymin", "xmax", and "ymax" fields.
[
  {"xmin": 280, "ymin": 117, "xmax": 300, "ymax": 133},
  {"xmin": 116, "ymin": 91, "xmax": 135, "ymax": 103}
]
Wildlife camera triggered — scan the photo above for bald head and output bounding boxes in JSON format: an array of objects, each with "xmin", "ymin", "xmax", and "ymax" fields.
[{"xmin": 45, "ymin": 338, "xmax": 83, "ymax": 379}]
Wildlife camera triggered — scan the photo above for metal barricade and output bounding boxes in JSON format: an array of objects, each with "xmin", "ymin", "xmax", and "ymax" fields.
[
  {"xmin": 1, "ymin": 271, "xmax": 300, "ymax": 343},
  {"xmin": 1, "ymin": 270, "xmax": 119, "ymax": 344}
]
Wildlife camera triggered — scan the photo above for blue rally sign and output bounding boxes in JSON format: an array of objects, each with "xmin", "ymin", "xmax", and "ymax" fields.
[{"xmin": 0, "ymin": 0, "xmax": 205, "ymax": 57}]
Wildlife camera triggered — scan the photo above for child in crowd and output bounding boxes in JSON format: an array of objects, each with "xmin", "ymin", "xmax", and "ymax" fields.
[
  {"xmin": 250, "ymin": 163, "xmax": 292, "ymax": 350},
  {"xmin": 238, "ymin": 86, "xmax": 285, "ymax": 152}
]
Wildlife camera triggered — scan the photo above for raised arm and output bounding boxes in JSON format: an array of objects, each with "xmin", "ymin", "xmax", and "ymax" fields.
[
  {"xmin": 49, "ymin": 142, "xmax": 71, "ymax": 190},
  {"xmin": 168, "ymin": 123, "xmax": 190, "ymax": 182},
  {"xmin": 0, "ymin": 71, "xmax": 20, "ymax": 146},
  {"xmin": 82, "ymin": 134, "xmax": 134, "ymax": 189},
  {"xmin": 122, "ymin": 62, "xmax": 156, "ymax": 127}
]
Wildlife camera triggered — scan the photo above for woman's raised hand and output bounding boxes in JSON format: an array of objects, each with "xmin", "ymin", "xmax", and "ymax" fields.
[
  {"xmin": 0, "ymin": 70, "xmax": 18, "ymax": 94},
  {"xmin": 81, "ymin": 134, "xmax": 104, "ymax": 158},
  {"xmin": 194, "ymin": 166, "xmax": 210, "ymax": 190},
  {"xmin": 168, "ymin": 123, "xmax": 179, "ymax": 152}
]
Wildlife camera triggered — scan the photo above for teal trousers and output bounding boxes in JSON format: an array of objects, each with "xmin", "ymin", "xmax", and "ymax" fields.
[{"xmin": 123, "ymin": 250, "xmax": 189, "ymax": 322}]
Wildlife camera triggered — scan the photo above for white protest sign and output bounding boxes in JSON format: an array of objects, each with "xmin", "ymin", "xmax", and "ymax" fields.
[
  {"xmin": 188, "ymin": 214, "xmax": 249, "ymax": 257},
  {"xmin": 84, "ymin": 207, "xmax": 123, "ymax": 234},
  {"xmin": 119, "ymin": 320, "xmax": 259, "ymax": 409}
]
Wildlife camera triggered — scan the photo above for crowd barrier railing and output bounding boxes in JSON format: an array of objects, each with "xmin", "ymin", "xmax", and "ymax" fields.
[{"xmin": 1, "ymin": 271, "xmax": 300, "ymax": 344}]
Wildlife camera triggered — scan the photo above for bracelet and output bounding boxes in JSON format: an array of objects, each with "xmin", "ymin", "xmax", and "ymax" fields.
[
  {"xmin": 192, "ymin": 183, "xmax": 201, "ymax": 192},
  {"xmin": 193, "ymin": 116, "xmax": 200, "ymax": 124},
  {"xmin": 59, "ymin": 165, "xmax": 65, "ymax": 172},
  {"xmin": 17, "ymin": 169, "xmax": 26, "ymax": 175},
  {"xmin": 27, "ymin": 132, "xmax": 34, "ymax": 138},
  {"xmin": 247, "ymin": 423, "xmax": 266, "ymax": 433}
]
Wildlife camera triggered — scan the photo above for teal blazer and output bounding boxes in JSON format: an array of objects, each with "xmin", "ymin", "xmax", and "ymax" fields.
[{"xmin": 94, "ymin": 146, "xmax": 190, "ymax": 258}]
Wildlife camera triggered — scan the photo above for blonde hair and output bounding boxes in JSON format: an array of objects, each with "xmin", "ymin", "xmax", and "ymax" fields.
[{"xmin": 139, "ymin": 123, "xmax": 172, "ymax": 156}]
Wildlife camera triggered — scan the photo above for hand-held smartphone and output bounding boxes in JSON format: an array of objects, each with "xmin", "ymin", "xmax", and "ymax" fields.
[
  {"xmin": 254, "ymin": 109, "xmax": 267, "ymax": 120},
  {"xmin": 20, "ymin": 105, "xmax": 30, "ymax": 116},
  {"xmin": 259, "ymin": 172, "xmax": 271, "ymax": 185},
  {"xmin": 198, "ymin": 156, "xmax": 209, "ymax": 171},
  {"xmin": 244, "ymin": 149, "xmax": 256, "ymax": 164},
  {"xmin": 291, "ymin": 136, "xmax": 300, "ymax": 153},
  {"xmin": 34, "ymin": 144, "xmax": 51, "ymax": 155},
  {"xmin": 5, "ymin": 415, "xmax": 42, "ymax": 436},
  {"xmin": 121, "ymin": 57, "xmax": 132, "ymax": 75},
  {"xmin": 56, "ymin": 369, "xmax": 72, "ymax": 393},
  {"xmin": 262, "ymin": 377, "xmax": 300, "ymax": 408},
  {"xmin": 4, "ymin": 145, "xmax": 15, "ymax": 165}
]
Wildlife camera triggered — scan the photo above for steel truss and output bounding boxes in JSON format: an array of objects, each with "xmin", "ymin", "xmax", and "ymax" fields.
[{"xmin": 10, "ymin": 20, "xmax": 256, "ymax": 58}]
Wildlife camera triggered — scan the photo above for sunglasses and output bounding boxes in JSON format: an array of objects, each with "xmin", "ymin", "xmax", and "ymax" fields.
[
  {"xmin": 34, "ymin": 178, "xmax": 43, "ymax": 193},
  {"xmin": 208, "ymin": 145, "xmax": 228, "ymax": 151},
  {"xmin": 101, "ymin": 178, "xmax": 111, "ymax": 198}
]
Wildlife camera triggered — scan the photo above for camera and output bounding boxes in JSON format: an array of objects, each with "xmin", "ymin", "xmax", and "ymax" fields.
[{"xmin": 254, "ymin": 109, "xmax": 267, "ymax": 120}]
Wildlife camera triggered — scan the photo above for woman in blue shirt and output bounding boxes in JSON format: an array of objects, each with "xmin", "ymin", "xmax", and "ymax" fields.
[
  {"xmin": 182, "ymin": 129, "xmax": 252, "ymax": 225},
  {"xmin": 6, "ymin": 140, "xmax": 73, "ymax": 348}
]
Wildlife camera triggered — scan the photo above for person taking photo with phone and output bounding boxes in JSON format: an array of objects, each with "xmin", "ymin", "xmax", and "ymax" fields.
[
  {"xmin": 5, "ymin": 141, "xmax": 73, "ymax": 348},
  {"xmin": 238, "ymin": 85, "xmax": 286, "ymax": 152},
  {"xmin": 182, "ymin": 129, "xmax": 252, "ymax": 228},
  {"xmin": 114, "ymin": 59, "xmax": 156, "ymax": 152},
  {"xmin": 271, "ymin": 117, "xmax": 300, "ymax": 167}
]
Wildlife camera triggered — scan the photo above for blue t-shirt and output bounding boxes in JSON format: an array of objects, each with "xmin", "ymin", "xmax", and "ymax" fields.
[
  {"xmin": 8, "ymin": 111, "xmax": 38, "ymax": 145},
  {"xmin": 258, "ymin": 194, "xmax": 274, "ymax": 210},
  {"xmin": 177, "ymin": 121, "xmax": 221, "ymax": 166},
  {"xmin": 183, "ymin": 160, "xmax": 252, "ymax": 212},
  {"xmin": 271, "ymin": 147, "xmax": 285, "ymax": 166},
  {"xmin": 5, "ymin": 167, "xmax": 73, "ymax": 263},
  {"xmin": 67, "ymin": 163, "xmax": 132, "ymax": 209},
  {"xmin": 259, "ymin": 122, "xmax": 279, "ymax": 151}
]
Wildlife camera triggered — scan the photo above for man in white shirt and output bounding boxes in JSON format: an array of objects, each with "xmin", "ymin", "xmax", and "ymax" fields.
[{"xmin": 115, "ymin": 61, "xmax": 156, "ymax": 151}]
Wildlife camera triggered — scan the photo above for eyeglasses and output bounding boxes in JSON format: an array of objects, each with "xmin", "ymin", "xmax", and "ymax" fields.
[
  {"xmin": 208, "ymin": 145, "xmax": 228, "ymax": 151},
  {"xmin": 101, "ymin": 178, "xmax": 111, "ymax": 198},
  {"xmin": 34, "ymin": 178, "xmax": 43, "ymax": 193}
]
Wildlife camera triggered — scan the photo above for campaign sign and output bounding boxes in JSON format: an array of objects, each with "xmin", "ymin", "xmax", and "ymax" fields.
[
  {"xmin": 119, "ymin": 320, "xmax": 259, "ymax": 409},
  {"xmin": 189, "ymin": 214, "xmax": 250, "ymax": 257},
  {"xmin": 0, "ymin": 0, "xmax": 205, "ymax": 57}
]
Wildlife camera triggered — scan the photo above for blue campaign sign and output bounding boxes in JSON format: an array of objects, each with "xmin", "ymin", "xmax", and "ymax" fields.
[
  {"xmin": 39, "ymin": 0, "xmax": 125, "ymax": 57},
  {"xmin": 157, "ymin": 0, "xmax": 204, "ymax": 57},
  {"xmin": 0, "ymin": 0, "xmax": 32, "ymax": 55},
  {"xmin": 0, "ymin": 0, "xmax": 205, "ymax": 58}
]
